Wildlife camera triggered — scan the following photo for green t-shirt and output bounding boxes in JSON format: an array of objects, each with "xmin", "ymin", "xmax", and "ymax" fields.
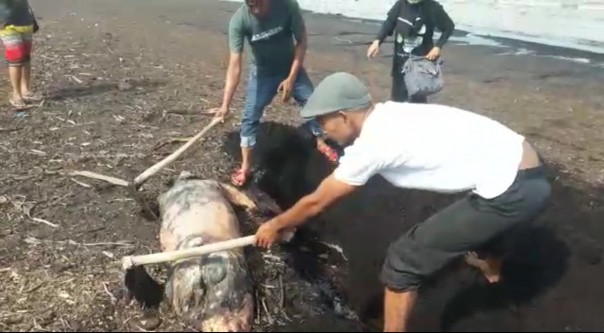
[{"xmin": 228, "ymin": 0, "xmax": 305, "ymax": 76}]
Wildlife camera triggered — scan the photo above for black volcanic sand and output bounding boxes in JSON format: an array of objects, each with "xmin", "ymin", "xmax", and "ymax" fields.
[{"xmin": 0, "ymin": 0, "xmax": 603, "ymax": 331}]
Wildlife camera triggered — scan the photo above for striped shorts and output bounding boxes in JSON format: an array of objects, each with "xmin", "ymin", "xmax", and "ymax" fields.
[{"xmin": 0, "ymin": 25, "xmax": 34, "ymax": 66}]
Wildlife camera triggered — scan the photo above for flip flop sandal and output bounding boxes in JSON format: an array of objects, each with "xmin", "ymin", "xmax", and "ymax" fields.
[
  {"xmin": 9, "ymin": 98, "xmax": 28, "ymax": 110},
  {"xmin": 23, "ymin": 93, "xmax": 44, "ymax": 102},
  {"xmin": 231, "ymin": 168, "xmax": 251, "ymax": 187}
]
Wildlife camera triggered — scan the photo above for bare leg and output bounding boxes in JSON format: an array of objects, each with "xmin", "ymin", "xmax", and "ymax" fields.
[
  {"xmin": 232, "ymin": 146, "xmax": 253, "ymax": 186},
  {"xmin": 465, "ymin": 252, "xmax": 502, "ymax": 283},
  {"xmin": 240, "ymin": 146, "xmax": 252, "ymax": 176},
  {"xmin": 219, "ymin": 182, "xmax": 257, "ymax": 211},
  {"xmin": 20, "ymin": 62, "xmax": 31, "ymax": 95},
  {"xmin": 8, "ymin": 65, "xmax": 23, "ymax": 104},
  {"xmin": 383, "ymin": 287, "xmax": 418, "ymax": 332},
  {"xmin": 219, "ymin": 181, "xmax": 282, "ymax": 215},
  {"xmin": 20, "ymin": 62, "xmax": 42, "ymax": 101}
]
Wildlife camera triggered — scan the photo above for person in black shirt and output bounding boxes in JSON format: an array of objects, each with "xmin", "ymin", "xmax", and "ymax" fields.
[{"xmin": 367, "ymin": 0, "xmax": 454, "ymax": 103}]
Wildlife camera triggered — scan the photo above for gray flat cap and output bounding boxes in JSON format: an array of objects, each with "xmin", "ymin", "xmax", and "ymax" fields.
[{"xmin": 300, "ymin": 72, "xmax": 372, "ymax": 119}]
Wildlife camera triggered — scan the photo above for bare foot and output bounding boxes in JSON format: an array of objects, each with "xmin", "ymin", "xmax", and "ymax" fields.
[
  {"xmin": 464, "ymin": 252, "xmax": 502, "ymax": 284},
  {"xmin": 22, "ymin": 91, "xmax": 44, "ymax": 102},
  {"xmin": 9, "ymin": 94, "xmax": 27, "ymax": 110}
]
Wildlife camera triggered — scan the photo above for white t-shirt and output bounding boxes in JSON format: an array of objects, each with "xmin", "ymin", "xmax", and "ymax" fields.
[{"xmin": 333, "ymin": 101, "xmax": 526, "ymax": 199}]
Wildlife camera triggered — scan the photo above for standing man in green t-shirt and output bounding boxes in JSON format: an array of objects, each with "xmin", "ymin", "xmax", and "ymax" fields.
[{"xmin": 206, "ymin": 0, "xmax": 339, "ymax": 186}]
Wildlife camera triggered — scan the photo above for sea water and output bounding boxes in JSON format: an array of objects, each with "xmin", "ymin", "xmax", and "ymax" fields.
[{"xmin": 223, "ymin": 0, "xmax": 604, "ymax": 55}]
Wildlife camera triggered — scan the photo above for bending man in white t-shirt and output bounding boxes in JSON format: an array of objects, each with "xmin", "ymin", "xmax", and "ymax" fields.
[{"xmin": 253, "ymin": 72, "xmax": 551, "ymax": 331}]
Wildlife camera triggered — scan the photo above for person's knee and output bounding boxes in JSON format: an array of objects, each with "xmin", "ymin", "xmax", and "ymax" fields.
[
  {"xmin": 381, "ymin": 230, "xmax": 462, "ymax": 292},
  {"xmin": 292, "ymin": 77, "xmax": 314, "ymax": 105},
  {"xmin": 380, "ymin": 240, "xmax": 424, "ymax": 292}
]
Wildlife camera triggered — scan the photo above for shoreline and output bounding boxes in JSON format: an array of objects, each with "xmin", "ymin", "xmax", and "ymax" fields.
[
  {"xmin": 447, "ymin": 29, "xmax": 604, "ymax": 67},
  {"xmin": 221, "ymin": 0, "xmax": 604, "ymax": 56},
  {"xmin": 328, "ymin": 3, "xmax": 604, "ymax": 55},
  {"xmin": 322, "ymin": 12, "xmax": 604, "ymax": 67}
]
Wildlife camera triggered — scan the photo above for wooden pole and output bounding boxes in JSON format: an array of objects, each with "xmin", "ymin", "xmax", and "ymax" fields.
[
  {"xmin": 121, "ymin": 229, "xmax": 294, "ymax": 270},
  {"xmin": 133, "ymin": 117, "xmax": 221, "ymax": 188}
]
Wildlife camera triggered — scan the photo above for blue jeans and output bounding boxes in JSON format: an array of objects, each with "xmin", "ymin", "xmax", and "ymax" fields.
[{"xmin": 240, "ymin": 65, "xmax": 323, "ymax": 148}]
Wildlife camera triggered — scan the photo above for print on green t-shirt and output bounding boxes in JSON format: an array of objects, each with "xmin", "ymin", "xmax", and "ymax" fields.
[{"xmin": 228, "ymin": 0, "xmax": 305, "ymax": 76}]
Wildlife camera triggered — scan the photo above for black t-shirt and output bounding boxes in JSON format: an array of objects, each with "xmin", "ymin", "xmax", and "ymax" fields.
[
  {"xmin": 375, "ymin": 0, "xmax": 455, "ymax": 76},
  {"xmin": 0, "ymin": 0, "xmax": 33, "ymax": 28}
]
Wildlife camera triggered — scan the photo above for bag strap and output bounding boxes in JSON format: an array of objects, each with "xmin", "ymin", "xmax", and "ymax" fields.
[
  {"xmin": 401, "ymin": 55, "xmax": 443, "ymax": 74},
  {"xmin": 28, "ymin": 4, "xmax": 38, "ymax": 33}
]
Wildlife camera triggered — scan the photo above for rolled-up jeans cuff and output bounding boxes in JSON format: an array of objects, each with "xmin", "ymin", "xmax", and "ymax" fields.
[{"xmin": 240, "ymin": 135, "xmax": 256, "ymax": 148}]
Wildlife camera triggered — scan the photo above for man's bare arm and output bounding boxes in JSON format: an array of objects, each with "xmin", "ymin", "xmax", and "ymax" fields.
[
  {"xmin": 221, "ymin": 52, "xmax": 243, "ymax": 109},
  {"xmin": 287, "ymin": 0, "xmax": 308, "ymax": 81},
  {"xmin": 270, "ymin": 174, "xmax": 358, "ymax": 231},
  {"xmin": 288, "ymin": 27, "xmax": 307, "ymax": 81}
]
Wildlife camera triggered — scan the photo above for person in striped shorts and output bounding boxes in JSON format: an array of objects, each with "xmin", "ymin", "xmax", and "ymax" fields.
[{"xmin": 0, "ymin": 0, "xmax": 42, "ymax": 110}]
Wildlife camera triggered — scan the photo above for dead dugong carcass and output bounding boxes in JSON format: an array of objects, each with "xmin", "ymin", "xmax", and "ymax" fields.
[{"xmin": 158, "ymin": 172, "xmax": 274, "ymax": 332}]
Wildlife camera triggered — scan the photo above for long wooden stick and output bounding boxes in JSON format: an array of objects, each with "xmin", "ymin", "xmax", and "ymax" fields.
[
  {"xmin": 133, "ymin": 117, "xmax": 221, "ymax": 188},
  {"xmin": 121, "ymin": 229, "xmax": 295, "ymax": 270},
  {"xmin": 67, "ymin": 119, "xmax": 220, "ymax": 189},
  {"xmin": 122, "ymin": 235, "xmax": 256, "ymax": 270},
  {"xmin": 68, "ymin": 171, "xmax": 130, "ymax": 187}
]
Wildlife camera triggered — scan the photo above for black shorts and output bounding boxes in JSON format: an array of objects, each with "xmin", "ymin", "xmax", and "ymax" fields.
[{"xmin": 380, "ymin": 165, "xmax": 551, "ymax": 292}]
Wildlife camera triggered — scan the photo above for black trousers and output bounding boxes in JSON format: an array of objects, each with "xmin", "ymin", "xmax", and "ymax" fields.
[
  {"xmin": 380, "ymin": 165, "xmax": 552, "ymax": 292},
  {"xmin": 391, "ymin": 74, "xmax": 428, "ymax": 103}
]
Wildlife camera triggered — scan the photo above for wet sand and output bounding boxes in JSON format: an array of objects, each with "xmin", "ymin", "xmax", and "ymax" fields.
[{"xmin": 4, "ymin": 0, "xmax": 603, "ymax": 331}]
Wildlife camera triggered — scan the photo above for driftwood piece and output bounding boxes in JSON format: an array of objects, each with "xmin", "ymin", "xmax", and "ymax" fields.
[
  {"xmin": 68, "ymin": 170, "xmax": 129, "ymax": 187},
  {"xmin": 68, "ymin": 118, "xmax": 221, "ymax": 190},
  {"xmin": 66, "ymin": 119, "xmax": 222, "ymax": 222}
]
